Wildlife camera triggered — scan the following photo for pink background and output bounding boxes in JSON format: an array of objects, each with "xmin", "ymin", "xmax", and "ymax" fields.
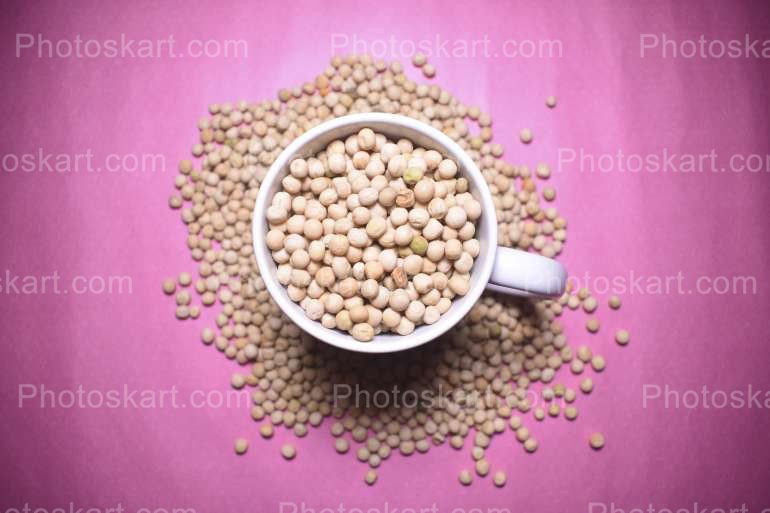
[{"xmin": 2, "ymin": 1, "xmax": 770, "ymax": 512}]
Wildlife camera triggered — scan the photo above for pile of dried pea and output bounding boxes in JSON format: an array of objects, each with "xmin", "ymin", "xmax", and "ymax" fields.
[{"xmin": 164, "ymin": 54, "xmax": 630, "ymax": 486}]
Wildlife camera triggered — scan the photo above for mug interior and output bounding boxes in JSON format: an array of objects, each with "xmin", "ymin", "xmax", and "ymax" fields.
[{"xmin": 253, "ymin": 113, "xmax": 498, "ymax": 353}]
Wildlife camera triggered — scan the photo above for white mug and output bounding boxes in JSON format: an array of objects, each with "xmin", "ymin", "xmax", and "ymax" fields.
[{"xmin": 253, "ymin": 113, "xmax": 567, "ymax": 353}]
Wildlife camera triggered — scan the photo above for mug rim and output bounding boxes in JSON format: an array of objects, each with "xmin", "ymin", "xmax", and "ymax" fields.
[{"xmin": 252, "ymin": 113, "xmax": 498, "ymax": 353}]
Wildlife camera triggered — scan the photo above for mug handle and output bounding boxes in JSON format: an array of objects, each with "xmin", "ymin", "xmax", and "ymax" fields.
[{"xmin": 486, "ymin": 247, "xmax": 568, "ymax": 298}]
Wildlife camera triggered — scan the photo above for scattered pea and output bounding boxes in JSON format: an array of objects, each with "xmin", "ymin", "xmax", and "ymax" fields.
[
  {"xmin": 335, "ymin": 438, "xmax": 349, "ymax": 454},
  {"xmin": 234, "ymin": 438, "xmax": 249, "ymax": 455},
  {"xmin": 259, "ymin": 424, "xmax": 274, "ymax": 438},
  {"xmin": 615, "ymin": 329, "xmax": 630, "ymax": 345},
  {"xmin": 162, "ymin": 278, "xmax": 176, "ymax": 295},
  {"xmin": 178, "ymin": 272, "xmax": 192, "ymax": 286},
  {"xmin": 281, "ymin": 444, "xmax": 296, "ymax": 460}
]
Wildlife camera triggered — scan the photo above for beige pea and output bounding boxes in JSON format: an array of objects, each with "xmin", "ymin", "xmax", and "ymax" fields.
[
  {"xmin": 379, "ymin": 249, "xmax": 398, "ymax": 272},
  {"xmin": 328, "ymin": 234, "xmax": 349, "ymax": 256},
  {"xmin": 382, "ymin": 308, "xmax": 401, "ymax": 328},
  {"xmin": 378, "ymin": 187, "xmax": 397, "ymax": 207},
  {"xmin": 475, "ymin": 458, "xmax": 490, "ymax": 477},
  {"xmin": 328, "ymin": 153, "xmax": 347, "ymax": 174},
  {"xmin": 403, "ymin": 254, "xmax": 423, "ymax": 276},
  {"xmin": 335, "ymin": 438, "xmax": 349, "ymax": 453},
  {"xmin": 338, "ymin": 277, "xmax": 359, "ymax": 298},
  {"xmin": 427, "ymin": 197, "xmax": 447, "ymax": 219},
  {"xmin": 234, "ymin": 438, "xmax": 249, "ymax": 455},
  {"xmin": 349, "ymin": 305, "xmax": 369, "ymax": 324},
  {"xmin": 394, "ymin": 225, "xmax": 414, "ymax": 246},
  {"xmin": 445, "ymin": 239, "xmax": 463, "ymax": 260},
  {"xmin": 524, "ymin": 438, "xmax": 538, "ymax": 453},
  {"xmin": 412, "ymin": 273, "xmax": 433, "ymax": 294},
  {"xmin": 615, "ymin": 329, "xmax": 630, "ymax": 345},
  {"xmin": 408, "ymin": 208, "xmax": 430, "ymax": 229},
  {"xmin": 162, "ymin": 278, "xmax": 176, "ymax": 295},
  {"xmin": 589, "ymin": 432, "xmax": 605, "ymax": 450},
  {"xmin": 351, "ymin": 323, "xmax": 374, "ymax": 342},
  {"xmin": 364, "ymin": 261, "xmax": 384, "ymax": 281},
  {"xmin": 388, "ymin": 289, "xmax": 410, "ymax": 312},
  {"xmin": 259, "ymin": 424, "xmax": 274, "ymax": 438},
  {"xmin": 314, "ymin": 267, "xmax": 336, "ymax": 289},
  {"xmin": 348, "ymin": 228, "xmax": 369, "ymax": 248},
  {"xmin": 303, "ymin": 219, "xmax": 324, "ymax": 240},
  {"xmin": 280, "ymin": 444, "xmax": 296, "ymax": 460},
  {"xmin": 405, "ymin": 301, "xmax": 426, "ymax": 323},
  {"xmin": 423, "ymin": 306, "xmax": 441, "ymax": 324},
  {"xmin": 395, "ymin": 189, "xmax": 415, "ymax": 208},
  {"xmin": 359, "ymin": 187, "xmax": 379, "ymax": 207},
  {"xmin": 454, "ymin": 252, "xmax": 474, "ymax": 274},
  {"xmin": 324, "ymin": 293, "xmax": 344, "ymax": 314},
  {"xmin": 284, "ymin": 233, "xmax": 306, "ymax": 253},
  {"xmin": 290, "ymin": 249, "xmax": 310, "ymax": 269},
  {"xmin": 286, "ymin": 215, "xmax": 306, "ymax": 234},
  {"xmin": 413, "ymin": 179, "xmax": 435, "ymax": 203},
  {"xmin": 335, "ymin": 310, "xmax": 353, "ymax": 331},
  {"xmin": 389, "ymin": 207, "xmax": 408, "ymax": 226},
  {"xmin": 445, "ymin": 206, "xmax": 467, "ymax": 229},
  {"xmin": 396, "ymin": 317, "xmax": 415, "ymax": 335},
  {"xmin": 571, "ymin": 359, "xmax": 584, "ymax": 374},
  {"xmin": 308, "ymin": 240, "xmax": 325, "ymax": 261},
  {"xmin": 426, "ymin": 240, "xmax": 445, "ymax": 262},
  {"xmin": 266, "ymin": 205, "xmax": 288, "ymax": 224},
  {"xmin": 458, "ymin": 221, "xmax": 475, "ymax": 241},
  {"xmin": 357, "ymin": 128, "xmax": 376, "ymax": 151},
  {"xmin": 366, "ymin": 217, "xmax": 388, "ymax": 239},
  {"xmin": 437, "ymin": 159, "xmax": 457, "ymax": 179},
  {"xmin": 448, "ymin": 275, "xmax": 470, "ymax": 296},
  {"xmin": 178, "ymin": 272, "xmax": 192, "ymax": 286},
  {"xmin": 583, "ymin": 296, "xmax": 598, "ymax": 313},
  {"xmin": 351, "ymin": 206, "xmax": 370, "ymax": 226},
  {"xmin": 421, "ymin": 219, "xmax": 443, "ymax": 241},
  {"xmin": 434, "ymin": 265, "xmax": 452, "ymax": 283}
]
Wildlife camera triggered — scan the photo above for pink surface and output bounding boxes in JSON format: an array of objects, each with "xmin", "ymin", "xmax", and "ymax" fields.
[{"xmin": 2, "ymin": 1, "xmax": 770, "ymax": 512}]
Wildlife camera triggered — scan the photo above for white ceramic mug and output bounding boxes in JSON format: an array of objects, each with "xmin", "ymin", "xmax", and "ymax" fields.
[{"xmin": 253, "ymin": 113, "xmax": 567, "ymax": 353}]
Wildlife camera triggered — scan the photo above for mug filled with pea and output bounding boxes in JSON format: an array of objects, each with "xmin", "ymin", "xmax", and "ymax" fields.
[{"xmin": 253, "ymin": 113, "xmax": 567, "ymax": 352}]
